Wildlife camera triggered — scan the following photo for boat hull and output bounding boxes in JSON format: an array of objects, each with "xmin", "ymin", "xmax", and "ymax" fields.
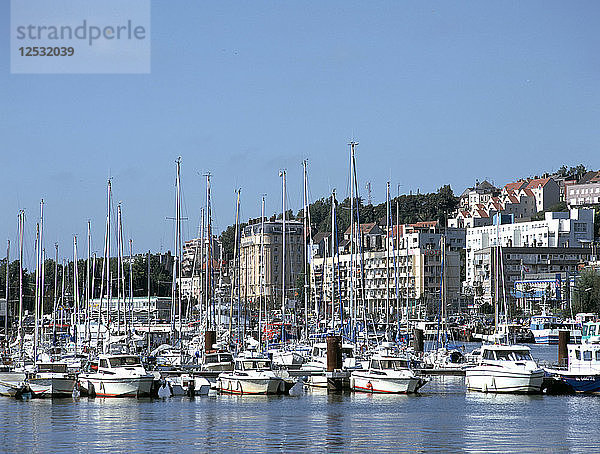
[
  {"xmin": 217, "ymin": 376, "xmax": 284, "ymax": 395},
  {"xmin": 0, "ymin": 373, "xmax": 26, "ymax": 397},
  {"xmin": 80, "ymin": 376, "xmax": 154, "ymax": 397},
  {"xmin": 351, "ymin": 373, "xmax": 425, "ymax": 394},
  {"xmin": 28, "ymin": 377, "xmax": 76, "ymax": 397},
  {"xmin": 465, "ymin": 366, "xmax": 544, "ymax": 393}
]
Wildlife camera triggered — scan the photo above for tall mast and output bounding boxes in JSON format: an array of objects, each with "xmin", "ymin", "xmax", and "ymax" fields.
[
  {"xmin": 171, "ymin": 157, "xmax": 182, "ymax": 344},
  {"xmin": 85, "ymin": 222, "xmax": 91, "ymax": 343},
  {"xmin": 330, "ymin": 190, "xmax": 336, "ymax": 330},
  {"xmin": 18, "ymin": 211, "xmax": 24, "ymax": 361},
  {"xmin": 5, "ymin": 240, "xmax": 9, "ymax": 338},
  {"xmin": 128, "ymin": 239, "xmax": 133, "ymax": 337},
  {"xmin": 279, "ymin": 170, "xmax": 287, "ymax": 342},
  {"xmin": 199, "ymin": 207, "xmax": 204, "ymax": 324},
  {"xmin": 349, "ymin": 141, "xmax": 358, "ymax": 337},
  {"xmin": 38, "ymin": 200, "xmax": 44, "ymax": 352},
  {"xmin": 205, "ymin": 173, "xmax": 212, "ymax": 329},
  {"xmin": 33, "ymin": 223, "xmax": 39, "ymax": 362},
  {"xmin": 229, "ymin": 189, "xmax": 241, "ymax": 345},
  {"xmin": 117, "ymin": 204, "xmax": 122, "ymax": 332},
  {"xmin": 302, "ymin": 160, "xmax": 309, "ymax": 341},
  {"xmin": 147, "ymin": 250, "xmax": 151, "ymax": 354},
  {"xmin": 53, "ymin": 243, "xmax": 58, "ymax": 341},
  {"xmin": 259, "ymin": 195, "xmax": 266, "ymax": 350},
  {"xmin": 73, "ymin": 235, "xmax": 79, "ymax": 353},
  {"xmin": 386, "ymin": 182, "xmax": 390, "ymax": 335}
]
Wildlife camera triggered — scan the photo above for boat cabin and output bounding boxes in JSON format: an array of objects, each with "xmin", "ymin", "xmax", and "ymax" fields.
[
  {"xmin": 234, "ymin": 358, "xmax": 273, "ymax": 372},
  {"xmin": 582, "ymin": 321, "xmax": 600, "ymax": 343},
  {"xmin": 369, "ymin": 357, "xmax": 410, "ymax": 371},
  {"xmin": 480, "ymin": 345, "xmax": 534, "ymax": 363}
]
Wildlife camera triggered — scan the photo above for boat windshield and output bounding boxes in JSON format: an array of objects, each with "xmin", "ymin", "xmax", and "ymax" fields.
[
  {"xmin": 109, "ymin": 356, "xmax": 142, "ymax": 367},
  {"xmin": 242, "ymin": 360, "xmax": 271, "ymax": 370},
  {"xmin": 494, "ymin": 350, "xmax": 533, "ymax": 361},
  {"xmin": 379, "ymin": 360, "xmax": 409, "ymax": 370}
]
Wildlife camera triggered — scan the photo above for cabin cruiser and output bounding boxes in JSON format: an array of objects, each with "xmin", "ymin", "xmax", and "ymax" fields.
[
  {"xmin": 201, "ymin": 352, "xmax": 234, "ymax": 372},
  {"xmin": 529, "ymin": 315, "xmax": 581, "ymax": 344},
  {"xmin": 27, "ymin": 362, "xmax": 76, "ymax": 397},
  {"xmin": 465, "ymin": 344, "xmax": 544, "ymax": 393},
  {"xmin": 165, "ymin": 374, "xmax": 211, "ymax": 396},
  {"xmin": 351, "ymin": 345, "xmax": 427, "ymax": 393},
  {"xmin": 79, "ymin": 354, "xmax": 154, "ymax": 397},
  {"xmin": 217, "ymin": 356, "xmax": 285, "ymax": 395}
]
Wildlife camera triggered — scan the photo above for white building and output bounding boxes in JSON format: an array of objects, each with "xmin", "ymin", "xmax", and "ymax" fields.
[{"xmin": 466, "ymin": 209, "xmax": 595, "ymax": 289}]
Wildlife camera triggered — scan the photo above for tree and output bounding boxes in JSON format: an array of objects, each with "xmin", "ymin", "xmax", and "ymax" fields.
[{"xmin": 573, "ymin": 268, "xmax": 600, "ymax": 314}]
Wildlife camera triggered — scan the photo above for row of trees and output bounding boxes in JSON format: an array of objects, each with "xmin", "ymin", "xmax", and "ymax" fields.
[
  {"xmin": 219, "ymin": 185, "xmax": 458, "ymax": 259},
  {"xmin": 0, "ymin": 254, "xmax": 174, "ymax": 316}
]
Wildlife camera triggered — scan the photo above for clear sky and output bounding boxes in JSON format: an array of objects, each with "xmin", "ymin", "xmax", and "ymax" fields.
[{"xmin": 1, "ymin": 1, "xmax": 599, "ymax": 267}]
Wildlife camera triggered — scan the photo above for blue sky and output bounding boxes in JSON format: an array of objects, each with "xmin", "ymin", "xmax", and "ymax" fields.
[{"xmin": 1, "ymin": 1, "xmax": 599, "ymax": 266}]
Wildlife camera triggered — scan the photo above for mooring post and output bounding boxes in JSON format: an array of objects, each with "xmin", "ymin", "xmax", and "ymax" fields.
[
  {"xmin": 413, "ymin": 328, "xmax": 424, "ymax": 353},
  {"xmin": 558, "ymin": 330, "xmax": 570, "ymax": 368}
]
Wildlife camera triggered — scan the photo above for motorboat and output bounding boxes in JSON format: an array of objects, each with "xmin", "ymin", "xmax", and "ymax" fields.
[
  {"xmin": 465, "ymin": 344, "xmax": 544, "ymax": 393},
  {"xmin": 351, "ymin": 349, "xmax": 427, "ymax": 394},
  {"xmin": 217, "ymin": 356, "xmax": 285, "ymax": 395},
  {"xmin": 165, "ymin": 374, "xmax": 211, "ymax": 396},
  {"xmin": 0, "ymin": 372, "xmax": 26, "ymax": 397},
  {"xmin": 27, "ymin": 362, "xmax": 76, "ymax": 398},
  {"xmin": 79, "ymin": 354, "xmax": 154, "ymax": 397}
]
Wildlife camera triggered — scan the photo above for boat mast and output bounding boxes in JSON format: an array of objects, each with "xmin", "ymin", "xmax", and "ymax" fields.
[
  {"xmin": 73, "ymin": 235, "xmax": 79, "ymax": 354},
  {"xmin": 279, "ymin": 170, "xmax": 286, "ymax": 342},
  {"xmin": 386, "ymin": 182, "xmax": 390, "ymax": 336},
  {"xmin": 147, "ymin": 250, "xmax": 151, "ymax": 354},
  {"xmin": 259, "ymin": 195, "xmax": 266, "ymax": 350},
  {"xmin": 330, "ymin": 190, "xmax": 336, "ymax": 331},
  {"xmin": 302, "ymin": 160, "xmax": 309, "ymax": 341},
  {"xmin": 33, "ymin": 223, "xmax": 39, "ymax": 363},
  {"xmin": 205, "ymin": 173, "xmax": 213, "ymax": 330},
  {"xmin": 17, "ymin": 211, "xmax": 24, "ymax": 362},
  {"xmin": 5, "ymin": 240, "xmax": 9, "ymax": 339},
  {"xmin": 349, "ymin": 142, "xmax": 356, "ymax": 338},
  {"xmin": 229, "ymin": 189, "xmax": 241, "ymax": 347},
  {"xmin": 117, "ymin": 204, "xmax": 122, "ymax": 333},
  {"xmin": 85, "ymin": 221, "xmax": 91, "ymax": 346}
]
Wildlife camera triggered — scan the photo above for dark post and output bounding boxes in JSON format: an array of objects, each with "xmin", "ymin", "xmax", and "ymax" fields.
[
  {"xmin": 326, "ymin": 336, "xmax": 342, "ymax": 371},
  {"xmin": 205, "ymin": 330, "xmax": 217, "ymax": 353},
  {"xmin": 413, "ymin": 328, "xmax": 424, "ymax": 353},
  {"xmin": 558, "ymin": 330, "xmax": 570, "ymax": 367}
]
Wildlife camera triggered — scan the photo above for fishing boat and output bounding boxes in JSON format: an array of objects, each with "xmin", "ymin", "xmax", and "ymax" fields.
[
  {"xmin": 465, "ymin": 344, "xmax": 544, "ymax": 393},
  {"xmin": 351, "ymin": 345, "xmax": 427, "ymax": 393},
  {"xmin": 545, "ymin": 334, "xmax": 600, "ymax": 393},
  {"xmin": 78, "ymin": 354, "xmax": 154, "ymax": 397},
  {"xmin": 217, "ymin": 356, "xmax": 285, "ymax": 395}
]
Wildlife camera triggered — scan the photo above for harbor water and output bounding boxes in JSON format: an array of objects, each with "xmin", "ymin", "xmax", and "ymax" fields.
[{"xmin": 2, "ymin": 344, "xmax": 600, "ymax": 453}]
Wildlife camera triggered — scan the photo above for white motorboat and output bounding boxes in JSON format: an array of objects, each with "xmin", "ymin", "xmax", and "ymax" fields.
[
  {"xmin": 545, "ymin": 338, "xmax": 600, "ymax": 393},
  {"xmin": 217, "ymin": 357, "xmax": 285, "ymax": 395},
  {"xmin": 465, "ymin": 344, "xmax": 544, "ymax": 394},
  {"xmin": 201, "ymin": 352, "xmax": 234, "ymax": 372},
  {"xmin": 0, "ymin": 372, "xmax": 26, "ymax": 397},
  {"xmin": 351, "ymin": 353, "xmax": 427, "ymax": 394},
  {"xmin": 529, "ymin": 315, "xmax": 581, "ymax": 344},
  {"xmin": 27, "ymin": 362, "xmax": 76, "ymax": 398},
  {"xmin": 79, "ymin": 354, "xmax": 154, "ymax": 397},
  {"xmin": 166, "ymin": 374, "xmax": 211, "ymax": 396}
]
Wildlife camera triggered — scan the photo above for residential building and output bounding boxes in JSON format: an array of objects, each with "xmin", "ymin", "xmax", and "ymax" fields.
[
  {"xmin": 472, "ymin": 247, "xmax": 593, "ymax": 313},
  {"xmin": 566, "ymin": 171, "xmax": 600, "ymax": 208},
  {"xmin": 239, "ymin": 220, "xmax": 305, "ymax": 305}
]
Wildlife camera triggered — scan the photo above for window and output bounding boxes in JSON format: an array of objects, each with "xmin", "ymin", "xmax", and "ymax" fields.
[
  {"xmin": 590, "ymin": 325, "xmax": 596, "ymax": 336},
  {"xmin": 584, "ymin": 351, "xmax": 593, "ymax": 361},
  {"xmin": 595, "ymin": 351, "xmax": 600, "ymax": 362},
  {"xmin": 575, "ymin": 350, "xmax": 581, "ymax": 360}
]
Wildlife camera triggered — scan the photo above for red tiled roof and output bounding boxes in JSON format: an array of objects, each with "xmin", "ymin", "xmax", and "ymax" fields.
[
  {"xmin": 504, "ymin": 180, "xmax": 527, "ymax": 192},
  {"xmin": 525, "ymin": 178, "xmax": 551, "ymax": 189},
  {"xmin": 344, "ymin": 222, "xmax": 378, "ymax": 235},
  {"xmin": 522, "ymin": 188, "xmax": 535, "ymax": 197}
]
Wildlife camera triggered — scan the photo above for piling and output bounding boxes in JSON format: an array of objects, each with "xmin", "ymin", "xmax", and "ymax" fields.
[
  {"xmin": 558, "ymin": 330, "xmax": 570, "ymax": 368},
  {"xmin": 413, "ymin": 328, "xmax": 424, "ymax": 353},
  {"xmin": 326, "ymin": 336, "xmax": 343, "ymax": 392},
  {"xmin": 205, "ymin": 330, "xmax": 217, "ymax": 353}
]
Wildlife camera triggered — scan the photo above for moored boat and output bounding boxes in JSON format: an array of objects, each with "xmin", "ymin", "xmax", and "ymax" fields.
[
  {"xmin": 217, "ymin": 357, "xmax": 285, "ymax": 395},
  {"xmin": 79, "ymin": 354, "xmax": 154, "ymax": 397},
  {"xmin": 465, "ymin": 344, "xmax": 544, "ymax": 394}
]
